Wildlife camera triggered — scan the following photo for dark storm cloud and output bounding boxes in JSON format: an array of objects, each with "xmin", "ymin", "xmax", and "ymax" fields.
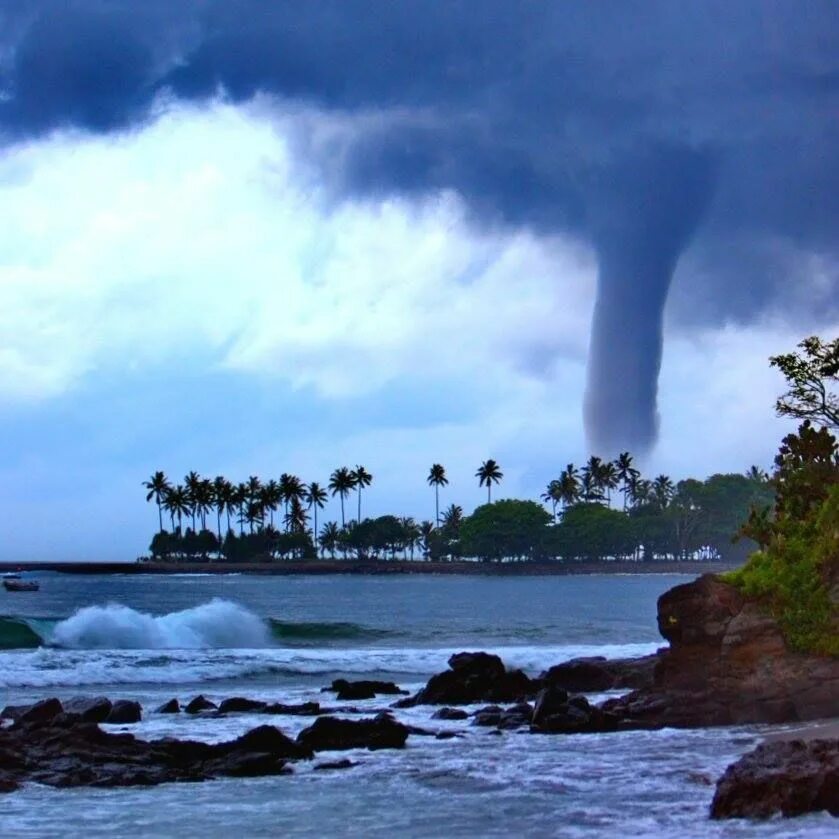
[{"xmin": 1, "ymin": 0, "xmax": 837, "ymax": 453}]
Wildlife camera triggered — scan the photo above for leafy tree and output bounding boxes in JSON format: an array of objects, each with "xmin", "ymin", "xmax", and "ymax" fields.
[
  {"xmin": 476, "ymin": 459, "xmax": 503, "ymax": 503},
  {"xmin": 143, "ymin": 471, "xmax": 170, "ymax": 532},
  {"xmin": 460, "ymin": 499, "xmax": 550, "ymax": 561},
  {"xmin": 770, "ymin": 335, "xmax": 838, "ymax": 429},
  {"xmin": 427, "ymin": 464, "xmax": 448, "ymax": 525}
]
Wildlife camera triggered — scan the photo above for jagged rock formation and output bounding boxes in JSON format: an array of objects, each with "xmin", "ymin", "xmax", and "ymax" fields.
[{"xmin": 603, "ymin": 574, "xmax": 839, "ymax": 727}]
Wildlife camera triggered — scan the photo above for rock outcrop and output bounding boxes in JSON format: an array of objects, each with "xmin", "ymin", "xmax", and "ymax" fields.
[
  {"xmin": 296, "ymin": 713, "xmax": 409, "ymax": 751},
  {"xmin": 539, "ymin": 654, "xmax": 657, "ymax": 692},
  {"xmin": 0, "ymin": 711, "xmax": 311, "ymax": 793},
  {"xmin": 710, "ymin": 739, "xmax": 839, "ymax": 819},
  {"xmin": 602, "ymin": 575, "xmax": 839, "ymax": 728},
  {"xmin": 396, "ymin": 652, "xmax": 536, "ymax": 706},
  {"xmin": 324, "ymin": 680, "xmax": 408, "ymax": 700}
]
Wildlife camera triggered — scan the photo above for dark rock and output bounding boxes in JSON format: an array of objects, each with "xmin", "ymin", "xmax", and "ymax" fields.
[
  {"xmin": 16, "ymin": 698, "xmax": 64, "ymax": 726},
  {"xmin": 263, "ymin": 701, "xmax": 322, "ymax": 716},
  {"xmin": 433, "ymin": 707, "xmax": 469, "ymax": 721},
  {"xmin": 532, "ymin": 686, "xmax": 569, "ymax": 726},
  {"xmin": 471, "ymin": 705, "xmax": 503, "ymax": 727},
  {"xmin": 227, "ymin": 725, "xmax": 312, "ymax": 760},
  {"xmin": 297, "ymin": 713, "xmax": 409, "ymax": 751},
  {"xmin": 400, "ymin": 651, "xmax": 536, "ymax": 706},
  {"xmin": 314, "ymin": 759, "xmax": 357, "ymax": 771},
  {"xmin": 711, "ymin": 738, "xmax": 839, "ymax": 819},
  {"xmin": 531, "ymin": 692, "xmax": 620, "ymax": 734},
  {"xmin": 218, "ymin": 697, "xmax": 267, "ymax": 714},
  {"xmin": 326, "ymin": 680, "xmax": 408, "ymax": 700},
  {"xmin": 539, "ymin": 655, "xmax": 658, "ymax": 692},
  {"xmin": 105, "ymin": 701, "xmax": 142, "ymax": 725},
  {"xmin": 472, "ymin": 703, "xmax": 532, "ymax": 730},
  {"xmin": 0, "ymin": 704, "xmax": 29, "ymax": 721},
  {"xmin": 185, "ymin": 695, "xmax": 217, "ymax": 715},
  {"xmin": 64, "ymin": 697, "xmax": 113, "ymax": 724},
  {"xmin": 155, "ymin": 699, "xmax": 180, "ymax": 714},
  {"xmin": 435, "ymin": 731, "xmax": 462, "ymax": 740},
  {"xmin": 0, "ymin": 716, "xmax": 310, "ymax": 792}
]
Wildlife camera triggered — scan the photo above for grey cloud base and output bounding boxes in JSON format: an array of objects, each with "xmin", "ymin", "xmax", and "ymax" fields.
[{"xmin": 1, "ymin": 0, "xmax": 836, "ymax": 452}]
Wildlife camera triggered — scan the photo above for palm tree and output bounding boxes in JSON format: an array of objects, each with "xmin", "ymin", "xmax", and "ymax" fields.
[
  {"xmin": 211, "ymin": 476, "xmax": 233, "ymax": 546},
  {"xmin": 600, "ymin": 461, "xmax": 619, "ymax": 507},
  {"xmin": 193, "ymin": 479, "xmax": 214, "ymax": 530},
  {"xmin": 163, "ymin": 485, "xmax": 190, "ymax": 533},
  {"xmin": 329, "ymin": 467, "xmax": 356, "ymax": 527},
  {"xmin": 234, "ymin": 482, "xmax": 248, "ymax": 535},
  {"xmin": 399, "ymin": 516, "xmax": 420, "ymax": 559},
  {"xmin": 541, "ymin": 479, "xmax": 562, "ymax": 520},
  {"xmin": 652, "ymin": 474, "xmax": 675, "ymax": 510},
  {"xmin": 351, "ymin": 465, "xmax": 372, "ymax": 522},
  {"xmin": 306, "ymin": 482, "xmax": 328, "ymax": 551},
  {"xmin": 143, "ymin": 471, "xmax": 170, "ymax": 532},
  {"xmin": 615, "ymin": 452, "xmax": 640, "ymax": 511},
  {"xmin": 557, "ymin": 465, "xmax": 580, "ymax": 510},
  {"xmin": 440, "ymin": 503, "xmax": 464, "ymax": 532},
  {"xmin": 319, "ymin": 521, "xmax": 340, "ymax": 559},
  {"xmin": 285, "ymin": 496, "xmax": 309, "ymax": 534},
  {"xmin": 426, "ymin": 464, "xmax": 448, "ymax": 526},
  {"xmin": 419, "ymin": 520, "xmax": 436, "ymax": 559},
  {"xmin": 745, "ymin": 465, "xmax": 769, "ymax": 483},
  {"xmin": 632, "ymin": 478, "xmax": 654, "ymax": 507},
  {"xmin": 262, "ymin": 480, "xmax": 282, "ymax": 529},
  {"xmin": 476, "ymin": 459, "xmax": 503, "ymax": 503},
  {"xmin": 183, "ymin": 471, "xmax": 202, "ymax": 529},
  {"xmin": 581, "ymin": 456, "xmax": 605, "ymax": 503}
]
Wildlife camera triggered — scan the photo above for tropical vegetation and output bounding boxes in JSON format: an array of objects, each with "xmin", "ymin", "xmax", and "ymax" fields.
[{"xmin": 726, "ymin": 335, "xmax": 839, "ymax": 655}]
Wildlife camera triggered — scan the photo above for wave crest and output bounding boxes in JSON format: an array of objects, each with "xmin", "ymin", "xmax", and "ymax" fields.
[{"xmin": 49, "ymin": 599, "xmax": 271, "ymax": 650}]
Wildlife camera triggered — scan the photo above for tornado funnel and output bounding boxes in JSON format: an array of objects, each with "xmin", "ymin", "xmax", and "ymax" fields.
[{"xmin": 583, "ymin": 145, "xmax": 716, "ymax": 456}]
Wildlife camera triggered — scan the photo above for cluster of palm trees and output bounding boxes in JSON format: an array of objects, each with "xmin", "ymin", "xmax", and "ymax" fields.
[
  {"xmin": 143, "ymin": 466, "xmax": 378, "ymax": 544},
  {"xmin": 540, "ymin": 453, "xmax": 675, "ymax": 518}
]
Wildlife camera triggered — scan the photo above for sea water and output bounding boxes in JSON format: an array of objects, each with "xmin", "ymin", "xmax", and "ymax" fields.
[{"xmin": 0, "ymin": 573, "xmax": 833, "ymax": 837}]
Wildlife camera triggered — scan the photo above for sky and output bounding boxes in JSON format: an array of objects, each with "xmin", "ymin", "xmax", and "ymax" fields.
[{"xmin": 0, "ymin": 1, "xmax": 837, "ymax": 561}]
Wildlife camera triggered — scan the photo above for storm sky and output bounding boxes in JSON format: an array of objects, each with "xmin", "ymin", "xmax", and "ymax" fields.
[{"xmin": 0, "ymin": 1, "xmax": 837, "ymax": 559}]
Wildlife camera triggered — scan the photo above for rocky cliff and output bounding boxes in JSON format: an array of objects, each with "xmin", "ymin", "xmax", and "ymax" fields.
[{"xmin": 604, "ymin": 574, "xmax": 839, "ymax": 727}]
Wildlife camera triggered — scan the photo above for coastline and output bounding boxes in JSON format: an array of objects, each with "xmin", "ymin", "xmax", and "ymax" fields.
[{"xmin": 0, "ymin": 559, "xmax": 739, "ymax": 575}]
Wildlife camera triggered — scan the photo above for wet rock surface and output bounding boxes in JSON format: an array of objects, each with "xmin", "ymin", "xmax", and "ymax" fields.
[
  {"xmin": 324, "ymin": 679, "xmax": 408, "ymax": 700},
  {"xmin": 184, "ymin": 695, "xmax": 217, "ymax": 715},
  {"xmin": 539, "ymin": 654, "xmax": 657, "ymax": 692},
  {"xmin": 297, "ymin": 713, "xmax": 410, "ymax": 751},
  {"xmin": 710, "ymin": 738, "xmax": 839, "ymax": 819},
  {"xmin": 0, "ymin": 709, "xmax": 311, "ymax": 792},
  {"xmin": 397, "ymin": 652, "xmax": 536, "ymax": 706}
]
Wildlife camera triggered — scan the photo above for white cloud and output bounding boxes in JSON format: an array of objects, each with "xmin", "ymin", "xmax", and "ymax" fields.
[{"xmin": 0, "ymin": 102, "xmax": 596, "ymax": 404}]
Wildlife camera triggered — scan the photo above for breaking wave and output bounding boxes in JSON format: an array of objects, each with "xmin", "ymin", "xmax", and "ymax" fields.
[{"xmin": 0, "ymin": 601, "xmax": 394, "ymax": 651}]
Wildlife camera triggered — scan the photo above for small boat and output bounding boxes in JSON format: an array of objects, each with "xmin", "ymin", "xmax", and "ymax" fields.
[{"xmin": 3, "ymin": 579, "xmax": 39, "ymax": 592}]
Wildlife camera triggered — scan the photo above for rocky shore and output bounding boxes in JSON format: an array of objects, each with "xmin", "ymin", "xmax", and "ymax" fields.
[{"xmin": 1, "ymin": 574, "xmax": 836, "ymax": 821}]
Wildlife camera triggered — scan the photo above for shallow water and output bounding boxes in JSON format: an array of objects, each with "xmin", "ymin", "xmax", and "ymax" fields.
[{"xmin": 0, "ymin": 573, "xmax": 834, "ymax": 837}]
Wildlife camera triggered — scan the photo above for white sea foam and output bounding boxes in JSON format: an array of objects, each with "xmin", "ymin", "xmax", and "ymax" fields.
[
  {"xmin": 47, "ymin": 599, "xmax": 270, "ymax": 650},
  {"xmin": 0, "ymin": 641, "xmax": 660, "ymax": 689}
]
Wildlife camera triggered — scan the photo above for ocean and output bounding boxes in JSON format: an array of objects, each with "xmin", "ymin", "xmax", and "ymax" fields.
[{"xmin": 0, "ymin": 572, "xmax": 833, "ymax": 837}]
